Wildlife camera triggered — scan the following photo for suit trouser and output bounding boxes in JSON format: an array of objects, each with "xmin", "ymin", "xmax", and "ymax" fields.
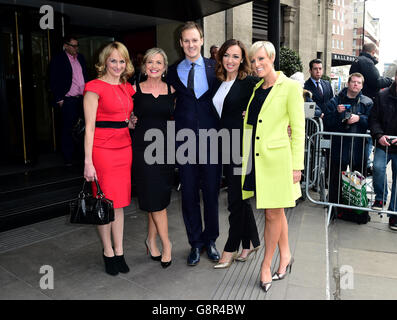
[
  {"xmin": 178, "ymin": 162, "xmax": 221, "ymax": 249},
  {"xmin": 61, "ymin": 96, "xmax": 83, "ymax": 163},
  {"xmin": 223, "ymin": 163, "xmax": 260, "ymax": 252}
]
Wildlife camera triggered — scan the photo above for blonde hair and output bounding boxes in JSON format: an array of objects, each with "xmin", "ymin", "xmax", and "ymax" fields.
[
  {"xmin": 95, "ymin": 41, "xmax": 134, "ymax": 83},
  {"xmin": 249, "ymin": 41, "xmax": 276, "ymax": 61},
  {"xmin": 141, "ymin": 47, "xmax": 168, "ymax": 75}
]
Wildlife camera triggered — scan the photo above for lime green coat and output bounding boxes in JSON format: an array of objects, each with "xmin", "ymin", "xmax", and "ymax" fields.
[{"xmin": 241, "ymin": 71, "xmax": 305, "ymax": 209}]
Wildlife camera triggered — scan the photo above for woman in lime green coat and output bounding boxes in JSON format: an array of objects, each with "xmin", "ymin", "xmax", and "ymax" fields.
[{"xmin": 241, "ymin": 41, "xmax": 305, "ymax": 292}]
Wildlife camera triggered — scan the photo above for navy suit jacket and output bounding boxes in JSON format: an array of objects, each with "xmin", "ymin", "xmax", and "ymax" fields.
[
  {"xmin": 167, "ymin": 57, "xmax": 219, "ymax": 133},
  {"xmin": 304, "ymin": 78, "xmax": 333, "ymax": 113},
  {"xmin": 49, "ymin": 51, "xmax": 88, "ymax": 104}
]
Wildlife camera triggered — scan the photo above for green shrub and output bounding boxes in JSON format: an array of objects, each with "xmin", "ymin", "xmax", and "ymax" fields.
[{"xmin": 279, "ymin": 47, "xmax": 303, "ymax": 77}]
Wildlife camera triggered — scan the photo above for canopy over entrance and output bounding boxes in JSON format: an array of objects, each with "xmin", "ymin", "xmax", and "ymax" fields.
[{"xmin": 51, "ymin": 0, "xmax": 253, "ymax": 21}]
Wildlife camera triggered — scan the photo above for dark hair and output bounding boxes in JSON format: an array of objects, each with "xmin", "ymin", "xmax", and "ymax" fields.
[
  {"xmin": 363, "ymin": 43, "xmax": 376, "ymax": 54},
  {"xmin": 215, "ymin": 39, "xmax": 251, "ymax": 82},
  {"xmin": 309, "ymin": 59, "xmax": 323, "ymax": 70},
  {"xmin": 179, "ymin": 21, "xmax": 203, "ymax": 40},
  {"xmin": 63, "ymin": 35, "xmax": 78, "ymax": 44}
]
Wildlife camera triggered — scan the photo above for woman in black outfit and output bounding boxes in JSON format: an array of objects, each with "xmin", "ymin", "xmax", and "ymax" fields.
[
  {"xmin": 212, "ymin": 39, "xmax": 260, "ymax": 269},
  {"xmin": 131, "ymin": 48, "xmax": 175, "ymax": 268}
]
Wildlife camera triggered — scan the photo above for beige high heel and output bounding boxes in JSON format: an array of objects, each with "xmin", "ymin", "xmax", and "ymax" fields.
[
  {"xmin": 213, "ymin": 251, "xmax": 238, "ymax": 269},
  {"xmin": 235, "ymin": 246, "xmax": 261, "ymax": 262}
]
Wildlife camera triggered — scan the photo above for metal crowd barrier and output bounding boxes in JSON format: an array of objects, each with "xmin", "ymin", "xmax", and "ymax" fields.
[
  {"xmin": 305, "ymin": 131, "xmax": 397, "ymax": 226},
  {"xmin": 300, "ymin": 117, "xmax": 324, "ymax": 198}
]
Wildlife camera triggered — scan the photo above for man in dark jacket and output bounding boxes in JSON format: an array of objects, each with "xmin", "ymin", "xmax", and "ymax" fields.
[
  {"xmin": 324, "ymin": 73, "xmax": 373, "ymax": 209},
  {"xmin": 304, "ymin": 59, "xmax": 334, "ymax": 119},
  {"xmin": 49, "ymin": 35, "xmax": 88, "ymax": 165},
  {"xmin": 167, "ymin": 22, "xmax": 221, "ymax": 266},
  {"xmin": 369, "ymin": 70, "xmax": 397, "ymax": 230},
  {"xmin": 350, "ymin": 43, "xmax": 392, "ymax": 101}
]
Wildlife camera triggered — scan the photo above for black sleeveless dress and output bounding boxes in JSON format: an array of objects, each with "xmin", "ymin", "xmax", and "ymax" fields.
[{"xmin": 132, "ymin": 82, "xmax": 175, "ymax": 212}]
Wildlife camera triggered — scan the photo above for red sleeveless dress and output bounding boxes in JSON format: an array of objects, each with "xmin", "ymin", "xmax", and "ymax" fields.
[{"xmin": 84, "ymin": 79, "xmax": 135, "ymax": 209}]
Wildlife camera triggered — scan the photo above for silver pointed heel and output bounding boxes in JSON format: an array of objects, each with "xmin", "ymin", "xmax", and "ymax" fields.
[
  {"xmin": 235, "ymin": 245, "xmax": 261, "ymax": 262},
  {"xmin": 272, "ymin": 257, "xmax": 294, "ymax": 281},
  {"xmin": 214, "ymin": 251, "xmax": 238, "ymax": 269},
  {"xmin": 259, "ymin": 281, "xmax": 272, "ymax": 292}
]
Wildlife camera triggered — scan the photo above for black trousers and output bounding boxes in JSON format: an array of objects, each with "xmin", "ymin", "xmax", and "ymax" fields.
[
  {"xmin": 223, "ymin": 163, "xmax": 260, "ymax": 252},
  {"xmin": 61, "ymin": 96, "xmax": 83, "ymax": 163},
  {"xmin": 178, "ymin": 162, "xmax": 221, "ymax": 249}
]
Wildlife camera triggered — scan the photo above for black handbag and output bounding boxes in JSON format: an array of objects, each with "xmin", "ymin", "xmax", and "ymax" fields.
[{"xmin": 70, "ymin": 178, "xmax": 115, "ymax": 225}]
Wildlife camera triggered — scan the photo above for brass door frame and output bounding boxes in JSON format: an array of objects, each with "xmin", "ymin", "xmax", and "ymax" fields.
[{"xmin": 14, "ymin": 11, "xmax": 28, "ymax": 164}]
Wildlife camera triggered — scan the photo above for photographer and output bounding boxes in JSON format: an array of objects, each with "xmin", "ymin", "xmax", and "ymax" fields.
[
  {"xmin": 324, "ymin": 73, "xmax": 373, "ymax": 212},
  {"xmin": 369, "ymin": 69, "xmax": 397, "ymax": 230}
]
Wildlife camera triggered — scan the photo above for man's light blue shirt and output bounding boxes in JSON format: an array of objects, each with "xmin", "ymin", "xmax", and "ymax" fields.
[
  {"xmin": 310, "ymin": 77, "xmax": 323, "ymax": 93},
  {"xmin": 177, "ymin": 56, "xmax": 209, "ymax": 99}
]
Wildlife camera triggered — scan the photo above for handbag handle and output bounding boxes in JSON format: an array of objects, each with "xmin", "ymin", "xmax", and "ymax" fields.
[{"xmin": 80, "ymin": 178, "xmax": 105, "ymax": 199}]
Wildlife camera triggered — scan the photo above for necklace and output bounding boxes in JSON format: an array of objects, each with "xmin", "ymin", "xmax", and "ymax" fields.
[{"xmin": 111, "ymin": 83, "xmax": 130, "ymax": 123}]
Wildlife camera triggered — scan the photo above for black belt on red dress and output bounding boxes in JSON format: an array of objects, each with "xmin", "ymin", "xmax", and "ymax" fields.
[{"xmin": 96, "ymin": 121, "xmax": 129, "ymax": 128}]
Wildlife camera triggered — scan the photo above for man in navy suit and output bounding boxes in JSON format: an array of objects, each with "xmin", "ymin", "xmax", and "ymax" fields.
[
  {"xmin": 304, "ymin": 59, "xmax": 334, "ymax": 120},
  {"xmin": 50, "ymin": 35, "xmax": 88, "ymax": 165},
  {"xmin": 167, "ymin": 21, "xmax": 221, "ymax": 266}
]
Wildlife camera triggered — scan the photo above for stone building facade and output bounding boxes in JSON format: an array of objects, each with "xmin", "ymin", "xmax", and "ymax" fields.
[{"xmin": 157, "ymin": 0, "xmax": 334, "ymax": 79}]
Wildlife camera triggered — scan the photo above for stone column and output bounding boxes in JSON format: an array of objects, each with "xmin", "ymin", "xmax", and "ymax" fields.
[
  {"xmin": 324, "ymin": 0, "xmax": 334, "ymax": 75},
  {"xmin": 283, "ymin": 6, "xmax": 297, "ymax": 50}
]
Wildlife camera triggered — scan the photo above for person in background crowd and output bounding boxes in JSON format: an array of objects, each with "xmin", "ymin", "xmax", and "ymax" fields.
[
  {"xmin": 290, "ymin": 71, "xmax": 322, "ymax": 117},
  {"xmin": 129, "ymin": 52, "xmax": 145, "ymax": 85},
  {"xmin": 324, "ymin": 73, "xmax": 373, "ymax": 217},
  {"xmin": 50, "ymin": 35, "xmax": 88, "ymax": 165},
  {"xmin": 167, "ymin": 21, "xmax": 221, "ymax": 266},
  {"xmin": 369, "ymin": 68, "xmax": 397, "ymax": 231},
  {"xmin": 210, "ymin": 45, "xmax": 219, "ymax": 61},
  {"xmin": 350, "ymin": 43, "xmax": 392, "ymax": 101},
  {"xmin": 350, "ymin": 43, "xmax": 393, "ymax": 176},
  {"xmin": 211, "ymin": 39, "xmax": 260, "ymax": 269},
  {"xmin": 304, "ymin": 59, "xmax": 333, "ymax": 120},
  {"xmin": 241, "ymin": 41, "xmax": 305, "ymax": 293},
  {"xmin": 83, "ymin": 41, "xmax": 135, "ymax": 276},
  {"xmin": 131, "ymin": 48, "xmax": 175, "ymax": 268}
]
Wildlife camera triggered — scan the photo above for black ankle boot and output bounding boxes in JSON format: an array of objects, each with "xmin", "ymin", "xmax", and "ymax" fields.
[
  {"xmin": 103, "ymin": 253, "xmax": 119, "ymax": 276},
  {"xmin": 114, "ymin": 255, "xmax": 130, "ymax": 273}
]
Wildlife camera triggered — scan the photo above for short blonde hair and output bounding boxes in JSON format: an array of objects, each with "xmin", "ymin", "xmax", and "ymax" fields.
[
  {"xmin": 141, "ymin": 47, "xmax": 168, "ymax": 75},
  {"xmin": 249, "ymin": 41, "xmax": 276, "ymax": 61},
  {"xmin": 348, "ymin": 72, "xmax": 365, "ymax": 84},
  {"xmin": 95, "ymin": 41, "xmax": 134, "ymax": 83}
]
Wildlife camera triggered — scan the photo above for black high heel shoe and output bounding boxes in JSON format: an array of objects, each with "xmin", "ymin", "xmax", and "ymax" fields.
[
  {"xmin": 145, "ymin": 239, "xmax": 162, "ymax": 261},
  {"xmin": 161, "ymin": 243, "xmax": 172, "ymax": 269},
  {"xmin": 272, "ymin": 257, "xmax": 294, "ymax": 281},
  {"xmin": 114, "ymin": 254, "xmax": 130, "ymax": 273},
  {"xmin": 103, "ymin": 250, "xmax": 118, "ymax": 276}
]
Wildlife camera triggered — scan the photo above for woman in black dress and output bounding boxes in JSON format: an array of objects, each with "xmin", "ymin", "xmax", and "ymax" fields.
[
  {"xmin": 212, "ymin": 39, "xmax": 260, "ymax": 269},
  {"xmin": 131, "ymin": 48, "xmax": 175, "ymax": 268}
]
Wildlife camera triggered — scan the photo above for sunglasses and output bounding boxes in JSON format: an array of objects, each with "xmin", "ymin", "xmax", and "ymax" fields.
[{"xmin": 66, "ymin": 42, "xmax": 79, "ymax": 48}]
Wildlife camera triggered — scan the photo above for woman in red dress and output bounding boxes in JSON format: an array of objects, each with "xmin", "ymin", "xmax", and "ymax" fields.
[{"xmin": 83, "ymin": 42, "xmax": 135, "ymax": 276}]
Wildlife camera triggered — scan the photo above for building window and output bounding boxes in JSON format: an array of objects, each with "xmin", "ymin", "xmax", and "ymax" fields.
[
  {"xmin": 332, "ymin": 39, "xmax": 335, "ymax": 48},
  {"xmin": 341, "ymin": 26, "xmax": 344, "ymax": 35},
  {"xmin": 341, "ymin": 40, "xmax": 344, "ymax": 49},
  {"xmin": 337, "ymin": 11, "xmax": 340, "ymax": 20},
  {"xmin": 333, "ymin": 9, "xmax": 336, "ymax": 19},
  {"xmin": 337, "ymin": 25, "xmax": 339, "ymax": 34},
  {"xmin": 333, "ymin": 24, "xmax": 335, "ymax": 34},
  {"xmin": 342, "ymin": 0, "xmax": 344, "ymax": 7},
  {"xmin": 337, "ymin": 40, "xmax": 339, "ymax": 49}
]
